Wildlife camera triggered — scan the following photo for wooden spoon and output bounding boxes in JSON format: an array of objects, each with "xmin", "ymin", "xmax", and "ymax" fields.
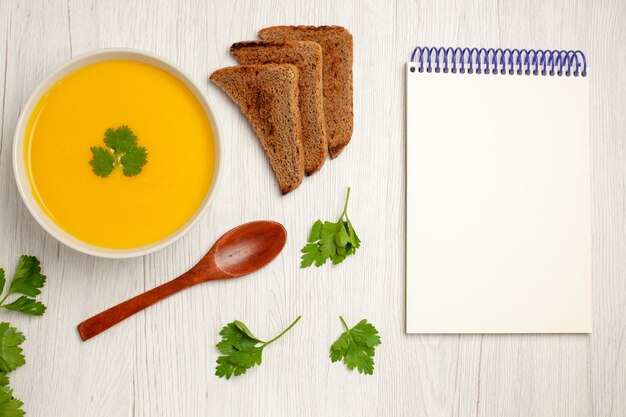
[{"xmin": 77, "ymin": 221, "xmax": 287, "ymax": 341}]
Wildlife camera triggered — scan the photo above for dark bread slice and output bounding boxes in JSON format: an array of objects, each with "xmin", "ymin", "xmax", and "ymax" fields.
[
  {"xmin": 231, "ymin": 41, "xmax": 327, "ymax": 175},
  {"xmin": 259, "ymin": 25, "xmax": 353, "ymax": 158},
  {"xmin": 210, "ymin": 64, "xmax": 304, "ymax": 194}
]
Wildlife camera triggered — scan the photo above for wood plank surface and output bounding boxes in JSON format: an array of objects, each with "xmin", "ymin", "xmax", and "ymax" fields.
[{"xmin": 0, "ymin": 0, "xmax": 624, "ymax": 416}]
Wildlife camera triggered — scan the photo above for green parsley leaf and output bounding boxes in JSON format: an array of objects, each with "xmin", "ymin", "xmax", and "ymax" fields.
[
  {"xmin": 0, "ymin": 256, "xmax": 48, "ymax": 417},
  {"xmin": 103, "ymin": 125, "xmax": 137, "ymax": 154},
  {"xmin": 0, "ymin": 323, "xmax": 25, "ymax": 373},
  {"xmin": 329, "ymin": 316, "xmax": 381, "ymax": 375},
  {"xmin": 2, "ymin": 297, "xmax": 46, "ymax": 316},
  {"xmin": 7, "ymin": 256, "xmax": 46, "ymax": 297},
  {"xmin": 308, "ymin": 220, "xmax": 323, "ymax": 242},
  {"xmin": 89, "ymin": 146, "xmax": 115, "ymax": 177},
  {"xmin": 215, "ymin": 316, "xmax": 301, "ymax": 380},
  {"xmin": 0, "ymin": 256, "xmax": 47, "ymax": 316},
  {"xmin": 0, "ymin": 385, "xmax": 25, "ymax": 417},
  {"xmin": 120, "ymin": 146, "xmax": 148, "ymax": 176},
  {"xmin": 89, "ymin": 126, "xmax": 148, "ymax": 177},
  {"xmin": 300, "ymin": 243, "xmax": 325, "ymax": 268},
  {"xmin": 233, "ymin": 320, "xmax": 263, "ymax": 342},
  {"xmin": 300, "ymin": 187, "xmax": 360, "ymax": 268}
]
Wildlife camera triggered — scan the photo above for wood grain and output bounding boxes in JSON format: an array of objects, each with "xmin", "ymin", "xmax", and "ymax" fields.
[
  {"xmin": 0, "ymin": 0, "xmax": 624, "ymax": 416},
  {"xmin": 77, "ymin": 221, "xmax": 287, "ymax": 341}
]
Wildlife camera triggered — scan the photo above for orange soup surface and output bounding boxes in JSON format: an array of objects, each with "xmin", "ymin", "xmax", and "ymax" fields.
[{"xmin": 24, "ymin": 60, "xmax": 215, "ymax": 248}]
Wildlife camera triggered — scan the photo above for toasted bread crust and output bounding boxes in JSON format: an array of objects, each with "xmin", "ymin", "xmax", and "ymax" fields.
[
  {"xmin": 259, "ymin": 26, "xmax": 353, "ymax": 158},
  {"xmin": 231, "ymin": 40, "xmax": 327, "ymax": 175},
  {"xmin": 210, "ymin": 64, "xmax": 304, "ymax": 194}
]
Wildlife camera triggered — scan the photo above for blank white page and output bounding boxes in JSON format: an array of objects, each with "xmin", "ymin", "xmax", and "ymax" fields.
[{"xmin": 406, "ymin": 65, "xmax": 591, "ymax": 333}]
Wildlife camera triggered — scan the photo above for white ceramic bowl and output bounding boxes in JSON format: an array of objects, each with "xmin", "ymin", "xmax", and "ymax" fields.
[{"xmin": 12, "ymin": 48, "xmax": 222, "ymax": 258}]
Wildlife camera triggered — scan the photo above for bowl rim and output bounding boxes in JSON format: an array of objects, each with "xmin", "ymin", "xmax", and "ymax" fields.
[{"xmin": 12, "ymin": 48, "xmax": 223, "ymax": 259}]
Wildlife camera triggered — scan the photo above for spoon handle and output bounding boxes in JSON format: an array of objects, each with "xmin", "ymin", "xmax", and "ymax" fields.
[{"xmin": 77, "ymin": 274, "xmax": 196, "ymax": 341}]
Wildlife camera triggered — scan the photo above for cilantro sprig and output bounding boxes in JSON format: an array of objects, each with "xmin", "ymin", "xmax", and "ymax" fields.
[
  {"xmin": 89, "ymin": 126, "xmax": 148, "ymax": 177},
  {"xmin": 0, "ymin": 323, "xmax": 25, "ymax": 374},
  {"xmin": 0, "ymin": 256, "xmax": 47, "ymax": 316},
  {"xmin": 0, "ymin": 324, "xmax": 27, "ymax": 417},
  {"xmin": 301, "ymin": 187, "xmax": 361, "ymax": 268},
  {"xmin": 215, "ymin": 316, "xmax": 301, "ymax": 379},
  {"xmin": 0, "ymin": 378, "xmax": 24, "ymax": 417},
  {"xmin": 0, "ymin": 255, "xmax": 48, "ymax": 417},
  {"xmin": 330, "ymin": 316, "xmax": 381, "ymax": 375}
]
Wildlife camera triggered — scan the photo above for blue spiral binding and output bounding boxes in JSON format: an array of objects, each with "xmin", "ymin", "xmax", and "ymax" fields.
[{"xmin": 410, "ymin": 47, "xmax": 587, "ymax": 77}]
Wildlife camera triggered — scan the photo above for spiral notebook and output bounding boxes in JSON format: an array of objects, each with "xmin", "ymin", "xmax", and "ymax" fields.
[{"xmin": 406, "ymin": 47, "xmax": 591, "ymax": 333}]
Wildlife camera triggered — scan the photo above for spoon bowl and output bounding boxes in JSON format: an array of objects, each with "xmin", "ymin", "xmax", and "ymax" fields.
[
  {"xmin": 212, "ymin": 221, "xmax": 287, "ymax": 277},
  {"xmin": 77, "ymin": 221, "xmax": 287, "ymax": 341}
]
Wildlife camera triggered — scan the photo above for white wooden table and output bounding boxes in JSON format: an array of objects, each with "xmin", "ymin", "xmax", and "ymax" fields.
[{"xmin": 0, "ymin": 1, "xmax": 624, "ymax": 416}]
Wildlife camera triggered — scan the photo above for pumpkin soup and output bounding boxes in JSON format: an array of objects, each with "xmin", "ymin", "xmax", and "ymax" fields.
[{"xmin": 24, "ymin": 60, "xmax": 215, "ymax": 249}]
